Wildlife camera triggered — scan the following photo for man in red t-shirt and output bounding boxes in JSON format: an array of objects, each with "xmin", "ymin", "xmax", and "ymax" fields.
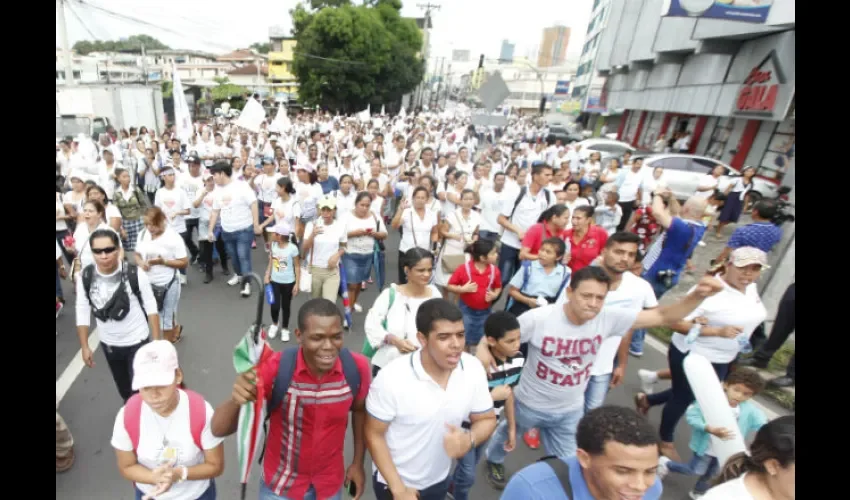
[{"xmin": 211, "ymin": 299, "xmax": 372, "ymax": 500}]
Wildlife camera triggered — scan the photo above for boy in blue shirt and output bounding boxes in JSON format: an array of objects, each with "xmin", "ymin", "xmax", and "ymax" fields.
[
  {"xmin": 449, "ymin": 311, "xmax": 524, "ymax": 499},
  {"xmin": 501, "ymin": 406, "xmax": 663, "ymax": 500},
  {"xmin": 657, "ymin": 368, "xmax": 767, "ymax": 498},
  {"xmin": 505, "ymin": 237, "xmax": 571, "ymax": 317}
]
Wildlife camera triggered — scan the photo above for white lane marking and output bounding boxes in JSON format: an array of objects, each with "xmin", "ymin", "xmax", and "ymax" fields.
[
  {"xmin": 644, "ymin": 335, "xmax": 781, "ymax": 420},
  {"xmin": 56, "ymin": 329, "xmax": 99, "ymax": 404}
]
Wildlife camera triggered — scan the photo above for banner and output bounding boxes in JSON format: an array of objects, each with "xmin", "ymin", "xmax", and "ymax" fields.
[
  {"xmin": 663, "ymin": 0, "xmax": 773, "ymax": 23},
  {"xmin": 234, "ymin": 97, "xmax": 267, "ymax": 133},
  {"xmin": 172, "ymin": 63, "xmax": 193, "ymax": 144},
  {"xmin": 554, "ymin": 80, "xmax": 571, "ymax": 96}
]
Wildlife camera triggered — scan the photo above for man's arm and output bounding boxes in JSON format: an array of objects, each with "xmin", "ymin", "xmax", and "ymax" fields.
[
  {"xmin": 632, "ymin": 276, "xmax": 723, "ymax": 330},
  {"xmin": 365, "ymin": 416, "xmax": 412, "ymax": 497},
  {"xmin": 136, "ymin": 271, "xmax": 161, "ymax": 340},
  {"xmin": 350, "ymin": 399, "xmax": 367, "ymax": 467},
  {"xmin": 651, "ymin": 193, "xmax": 674, "ymax": 229}
]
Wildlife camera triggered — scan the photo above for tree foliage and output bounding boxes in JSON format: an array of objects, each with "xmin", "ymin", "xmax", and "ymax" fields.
[
  {"xmin": 211, "ymin": 78, "xmax": 248, "ymax": 102},
  {"xmin": 250, "ymin": 42, "xmax": 272, "ymax": 54},
  {"xmin": 290, "ymin": 0, "xmax": 424, "ymax": 113},
  {"xmin": 72, "ymin": 35, "xmax": 170, "ymax": 55}
]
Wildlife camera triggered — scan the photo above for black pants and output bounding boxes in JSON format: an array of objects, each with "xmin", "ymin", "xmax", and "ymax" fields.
[
  {"xmin": 183, "ymin": 219, "xmax": 200, "ymax": 260},
  {"xmin": 617, "ymin": 200, "xmax": 636, "ymax": 232},
  {"xmin": 373, "ymin": 472, "xmax": 448, "ymax": 500},
  {"xmin": 199, "ymin": 240, "xmax": 228, "ymax": 273},
  {"xmin": 269, "ymin": 282, "xmax": 295, "ymax": 328},
  {"xmin": 102, "ymin": 339, "xmax": 149, "ymax": 403},
  {"xmin": 397, "ymin": 250, "xmax": 407, "ymax": 285},
  {"xmin": 753, "ymin": 283, "xmax": 796, "ymax": 378}
]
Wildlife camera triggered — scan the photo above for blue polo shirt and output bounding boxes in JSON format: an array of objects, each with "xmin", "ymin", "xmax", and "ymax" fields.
[
  {"xmin": 501, "ymin": 456, "xmax": 663, "ymax": 500},
  {"xmin": 727, "ymin": 222, "xmax": 782, "ymax": 253},
  {"xmin": 643, "ymin": 217, "xmax": 706, "ymax": 285}
]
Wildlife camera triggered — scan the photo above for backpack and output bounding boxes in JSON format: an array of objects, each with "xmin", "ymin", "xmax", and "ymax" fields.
[
  {"xmin": 508, "ymin": 186, "xmax": 551, "ymax": 220},
  {"xmin": 539, "ymin": 455, "xmax": 573, "ymax": 498},
  {"xmin": 81, "ymin": 262, "xmax": 147, "ymax": 318},
  {"xmin": 464, "ymin": 261, "xmax": 496, "ymax": 291},
  {"xmin": 124, "ymin": 389, "xmax": 206, "ymax": 453},
  {"xmin": 362, "ymin": 286, "xmax": 396, "ymax": 359},
  {"xmin": 259, "ymin": 347, "xmax": 362, "ymax": 463}
]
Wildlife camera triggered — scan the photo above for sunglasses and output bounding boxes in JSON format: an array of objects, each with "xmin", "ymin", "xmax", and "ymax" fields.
[{"xmin": 91, "ymin": 246, "xmax": 118, "ymax": 255}]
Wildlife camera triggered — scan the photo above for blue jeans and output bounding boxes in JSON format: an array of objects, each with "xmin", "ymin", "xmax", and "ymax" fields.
[
  {"xmin": 56, "ymin": 260, "xmax": 63, "ymax": 300},
  {"xmin": 159, "ymin": 278, "xmax": 181, "ymax": 330},
  {"xmin": 451, "ymin": 440, "xmax": 487, "ymax": 500},
  {"xmin": 136, "ymin": 480, "xmax": 216, "ymax": 499},
  {"xmin": 459, "ymin": 302, "xmax": 490, "ymax": 346},
  {"xmin": 642, "ymin": 270, "xmax": 675, "ymax": 300},
  {"xmin": 486, "ymin": 399, "xmax": 583, "ymax": 464},
  {"xmin": 478, "ymin": 230, "xmax": 499, "ymax": 243},
  {"xmin": 259, "ymin": 480, "xmax": 342, "ymax": 500},
  {"xmin": 497, "ymin": 245, "xmax": 520, "ymax": 303},
  {"xmin": 584, "ymin": 373, "xmax": 611, "ymax": 414},
  {"xmin": 630, "ymin": 328, "xmax": 647, "ymax": 355},
  {"xmin": 222, "ymin": 226, "xmax": 254, "ymax": 278},
  {"xmin": 667, "ymin": 453, "xmax": 719, "ymax": 494}
]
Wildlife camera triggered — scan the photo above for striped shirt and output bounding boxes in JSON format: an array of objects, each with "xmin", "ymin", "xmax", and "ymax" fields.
[{"xmin": 463, "ymin": 351, "xmax": 524, "ymax": 428}]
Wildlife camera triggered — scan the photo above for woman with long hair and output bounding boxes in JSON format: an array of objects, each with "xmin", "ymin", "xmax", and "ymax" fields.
[
  {"xmin": 564, "ymin": 205, "xmax": 608, "ymax": 272},
  {"xmin": 392, "ymin": 186, "xmax": 440, "ymax": 284},
  {"xmin": 86, "ymin": 184, "xmax": 123, "ymax": 234},
  {"xmin": 71, "ymin": 200, "xmax": 112, "ymax": 279},
  {"xmin": 519, "ymin": 204, "xmax": 570, "ymax": 262},
  {"xmin": 112, "ymin": 168, "xmax": 148, "ymax": 252},
  {"xmin": 293, "ymin": 165, "xmax": 324, "ymax": 242},
  {"xmin": 701, "ymin": 415, "xmax": 795, "ymax": 500},
  {"xmin": 435, "ymin": 188, "xmax": 480, "ymax": 295},
  {"xmin": 343, "ymin": 192, "xmax": 388, "ymax": 312}
]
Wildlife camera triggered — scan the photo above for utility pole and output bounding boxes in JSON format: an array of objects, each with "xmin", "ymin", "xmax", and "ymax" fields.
[
  {"xmin": 432, "ymin": 57, "xmax": 445, "ymax": 110},
  {"xmin": 142, "ymin": 44, "xmax": 148, "ymax": 85},
  {"xmin": 416, "ymin": 2, "xmax": 440, "ymax": 110},
  {"xmin": 443, "ymin": 63, "xmax": 452, "ymax": 108},
  {"xmin": 56, "ymin": 0, "xmax": 74, "ymax": 86}
]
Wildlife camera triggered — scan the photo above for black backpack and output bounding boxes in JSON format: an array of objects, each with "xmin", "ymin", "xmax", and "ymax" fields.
[
  {"xmin": 508, "ymin": 186, "xmax": 551, "ymax": 220},
  {"xmin": 81, "ymin": 263, "xmax": 146, "ymax": 317},
  {"xmin": 539, "ymin": 456, "xmax": 573, "ymax": 498}
]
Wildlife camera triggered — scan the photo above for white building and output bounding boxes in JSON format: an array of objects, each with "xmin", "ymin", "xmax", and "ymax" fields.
[
  {"xmin": 479, "ymin": 57, "xmax": 580, "ymax": 113},
  {"xmin": 572, "ymin": 0, "xmax": 620, "ymax": 133}
]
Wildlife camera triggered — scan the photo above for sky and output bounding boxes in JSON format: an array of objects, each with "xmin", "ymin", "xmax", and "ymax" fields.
[{"xmin": 58, "ymin": 0, "xmax": 594, "ymax": 69}]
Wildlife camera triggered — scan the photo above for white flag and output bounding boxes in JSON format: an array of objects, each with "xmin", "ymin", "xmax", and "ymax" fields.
[
  {"xmin": 235, "ymin": 97, "xmax": 267, "ymax": 133},
  {"xmin": 357, "ymin": 105, "xmax": 371, "ymax": 122},
  {"xmin": 380, "ymin": 104, "xmax": 386, "ymax": 116},
  {"xmin": 172, "ymin": 63, "xmax": 193, "ymax": 144},
  {"xmin": 399, "ymin": 107, "xmax": 406, "ymax": 119}
]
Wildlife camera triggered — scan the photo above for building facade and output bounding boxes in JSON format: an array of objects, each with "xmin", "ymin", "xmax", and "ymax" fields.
[
  {"xmin": 573, "ymin": 0, "xmax": 614, "ymax": 118},
  {"xmin": 538, "ymin": 26, "xmax": 571, "ymax": 67},
  {"xmin": 499, "ymin": 40, "xmax": 515, "ymax": 63},
  {"xmin": 267, "ymin": 26, "xmax": 299, "ymax": 101},
  {"xmin": 473, "ymin": 57, "xmax": 579, "ymax": 112}
]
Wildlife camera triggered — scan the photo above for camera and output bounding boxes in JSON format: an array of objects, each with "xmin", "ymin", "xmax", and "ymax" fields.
[{"xmin": 656, "ymin": 269, "xmax": 676, "ymax": 289}]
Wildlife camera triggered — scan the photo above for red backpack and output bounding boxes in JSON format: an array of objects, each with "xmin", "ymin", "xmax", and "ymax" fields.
[{"xmin": 124, "ymin": 389, "xmax": 206, "ymax": 453}]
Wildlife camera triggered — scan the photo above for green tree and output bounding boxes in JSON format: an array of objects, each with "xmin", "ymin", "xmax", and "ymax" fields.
[
  {"xmin": 72, "ymin": 35, "xmax": 170, "ymax": 55},
  {"xmin": 210, "ymin": 77, "xmax": 248, "ymax": 103},
  {"xmin": 290, "ymin": 0, "xmax": 423, "ymax": 113},
  {"xmin": 249, "ymin": 42, "xmax": 272, "ymax": 54}
]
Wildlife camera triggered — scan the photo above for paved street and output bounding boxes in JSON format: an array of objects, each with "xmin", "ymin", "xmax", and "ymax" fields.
[{"xmin": 56, "ymin": 229, "xmax": 788, "ymax": 500}]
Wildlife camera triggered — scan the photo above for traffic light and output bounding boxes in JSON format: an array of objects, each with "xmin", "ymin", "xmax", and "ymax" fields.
[{"xmin": 478, "ymin": 54, "xmax": 484, "ymax": 69}]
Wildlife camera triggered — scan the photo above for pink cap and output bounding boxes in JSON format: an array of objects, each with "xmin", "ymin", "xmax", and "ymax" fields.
[{"xmin": 132, "ymin": 340, "xmax": 179, "ymax": 390}]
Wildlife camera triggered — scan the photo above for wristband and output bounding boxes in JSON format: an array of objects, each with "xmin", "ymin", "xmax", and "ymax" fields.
[{"xmin": 179, "ymin": 465, "xmax": 188, "ymax": 482}]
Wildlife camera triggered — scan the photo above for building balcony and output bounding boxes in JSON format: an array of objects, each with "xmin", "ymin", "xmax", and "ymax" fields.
[{"xmin": 268, "ymin": 52, "xmax": 291, "ymax": 62}]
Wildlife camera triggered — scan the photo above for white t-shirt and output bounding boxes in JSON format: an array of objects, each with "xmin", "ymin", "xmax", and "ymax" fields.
[
  {"xmin": 212, "ymin": 180, "xmax": 256, "ymax": 232},
  {"xmin": 700, "ymin": 474, "xmax": 755, "ymax": 500},
  {"xmin": 617, "ymin": 169, "xmax": 643, "ymax": 203},
  {"xmin": 443, "ymin": 210, "xmax": 481, "ymax": 256},
  {"xmin": 366, "ymin": 351, "xmax": 493, "ymax": 490},
  {"xmin": 500, "ymin": 187, "xmax": 554, "ymax": 249},
  {"xmin": 304, "ymin": 219, "xmax": 348, "ymax": 268},
  {"xmin": 135, "ymin": 227, "xmax": 187, "ymax": 286},
  {"xmin": 514, "ymin": 304, "xmax": 638, "ymax": 412},
  {"xmin": 179, "ymin": 173, "xmax": 206, "ymax": 219},
  {"xmin": 155, "ymin": 187, "xmax": 191, "ymax": 234},
  {"xmin": 670, "ymin": 281, "xmax": 767, "ymax": 364},
  {"xmin": 344, "ymin": 212, "xmax": 387, "ymax": 255},
  {"xmin": 399, "ymin": 208, "xmax": 439, "ymax": 252},
  {"xmin": 56, "ymin": 193, "xmax": 69, "ymax": 232},
  {"xmin": 111, "ymin": 390, "xmax": 224, "ymax": 500},
  {"xmin": 478, "ymin": 188, "xmax": 511, "ymax": 234},
  {"xmin": 294, "ymin": 182, "xmax": 324, "ymax": 220},
  {"xmin": 266, "ymin": 197, "xmax": 301, "ymax": 233},
  {"xmin": 254, "ymin": 172, "xmax": 282, "ymax": 203},
  {"xmin": 589, "ymin": 272, "xmax": 657, "ymax": 376},
  {"xmin": 333, "ymin": 190, "xmax": 358, "ymax": 221},
  {"xmin": 694, "ymin": 174, "xmax": 720, "ymax": 200}
]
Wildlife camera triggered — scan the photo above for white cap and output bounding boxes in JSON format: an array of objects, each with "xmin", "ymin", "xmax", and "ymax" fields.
[{"xmin": 132, "ymin": 341, "xmax": 179, "ymax": 390}]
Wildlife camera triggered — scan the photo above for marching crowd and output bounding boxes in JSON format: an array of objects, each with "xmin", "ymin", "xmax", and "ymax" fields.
[{"xmin": 56, "ymin": 106, "xmax": 794, "ymax": 500}]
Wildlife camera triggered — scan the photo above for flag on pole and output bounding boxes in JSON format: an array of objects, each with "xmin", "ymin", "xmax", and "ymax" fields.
[
  {"xmin": 357, "ymin": 105, "xmax": 371, "ymax": 122},
  {"xmin": 233, "ymin": 328, "xmax": 275, "ymax": 499},
  {"xmin": 172, "ymin": 63, "xmax": 193, "ymax": 145},
  {"xmin": 235, "ymin": 97, "xmax": 267, "ymax": 133},
  {"xmin": 380, "ymin": 104, "xmax": 386, "ymax": 116}
]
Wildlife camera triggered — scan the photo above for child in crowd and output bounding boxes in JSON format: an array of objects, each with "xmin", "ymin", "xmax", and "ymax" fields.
[
  {"xmin": 446, "ymin": 239, "xmax": 502, "ymax": 353},
  {"xmin": 595, "ymin": 191, "xmax": 623, "ymax": 235},
  {"xmin": 554, "ymin": 190, "xmax": 569, "ymax": 205},
  {"xmin": 657, "ymin": 369, "xmax": 768, "ymax": 498},
  {"xmin": 449, "ymin": 312, "xmax": 524, "ymax": 499},
  {"xmin": 505, "ymin": 237, "xmax": 571, "ymax": 317},
  {"xmin": 263, "ymin": 221, "xmax": 300, "ymax": 342},
  {"xmin": 581, "ymin": 184, "xmax": 598, "ymax": 207}
]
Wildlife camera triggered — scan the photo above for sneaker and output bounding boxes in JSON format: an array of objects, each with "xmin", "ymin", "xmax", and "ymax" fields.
[
  {"xmin": 657, "ymin": 456, "xmax": 670, "ymax": 480},
  {"xmin": 227, "ymin": 275, "xmax": 241, "ymax": 286},
  {"xmin": 267, "ymin": 324, "xmax": 279, "ymax": 339},
  {"xmin": 629, "ymin": 349, "xmax": 643, "ymax": 357},
  {"xmin": 697, "ymin": 240, "xmax": 706, "ymax": 247},
  {"xmin": 281, "ymin": 328, "xmax": 291, "ymax": 342},
  {"xmin": 251, "ymin": 240, "xmax": 257, "ymax": 249},
  {"xmin": 638, "ymin": 369, "xmax": 658, "ymax": 395},
  {"xmin": 179, "ymin": 274, "xmax": 187, "ymax": 285},
  {"xmin": 56, "ymin": 301, "xmax": 64, "ymax": 318},
  {"xmin": 486, "ymin": 461, "xmax": 507, "ymax": 490},
  {"xmin": 523, "ymin": 428, "xmax": 540, "ymax": 450},
  {"xmin": 354, "ymin": 303, "xmax": 363, "ymax": 313},
  {"xmin": 689, "ymin": 490, "xmax": 704, "ymax": 499},
  {"xmin": 241, "ymin": 282, "xmax": 251, "ymax": 297}
]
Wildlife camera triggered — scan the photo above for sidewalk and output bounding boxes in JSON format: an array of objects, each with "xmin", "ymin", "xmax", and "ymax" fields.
[{"xmin": 652, "ymin": 216, "xmax": 796, "ymax": 410}]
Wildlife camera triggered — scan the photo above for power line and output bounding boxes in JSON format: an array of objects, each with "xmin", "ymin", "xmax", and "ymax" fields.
[
  {"xmin": 66, "ymin": 1, "xmax": 99, "ymax": 41},
  {"xmin": 295, "ymin": 51, "xmax": 368, "ymax": 66}
]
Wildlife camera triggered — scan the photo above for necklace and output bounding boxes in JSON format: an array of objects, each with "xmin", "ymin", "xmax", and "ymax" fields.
[{"xmin": 152, "ymin": 396, "xmax": 180, "ymax": 447}]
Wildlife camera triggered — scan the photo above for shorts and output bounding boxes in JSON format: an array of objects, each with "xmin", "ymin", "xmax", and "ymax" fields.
[{"xmin": 343, "ymin": 252, "xmax": 373, "ymax": 284}]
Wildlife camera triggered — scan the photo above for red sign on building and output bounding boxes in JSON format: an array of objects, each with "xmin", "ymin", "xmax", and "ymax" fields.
[{"xmin": 734, "ymin": 50, "xmax": 786, "ymax": 116}]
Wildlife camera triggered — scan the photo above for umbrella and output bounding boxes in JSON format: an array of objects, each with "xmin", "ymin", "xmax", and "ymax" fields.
[
  {"xmin": 338, "ymin": 261, "xmax": 353, "ymax": 330},
  {"xmin": 373, "ymin": 242, "xmax": 386, "ymax": 291},
  {"xmin": 232, "ymin": 273, "xmax": 273, "ymax": 500}
]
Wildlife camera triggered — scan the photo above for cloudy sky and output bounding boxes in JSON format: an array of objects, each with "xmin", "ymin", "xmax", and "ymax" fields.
[{"xmin": 59, "ymin": 0, "xmax": 594, "ymax": 67}]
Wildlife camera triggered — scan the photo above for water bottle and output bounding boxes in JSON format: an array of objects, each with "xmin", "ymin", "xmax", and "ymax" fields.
[
  {"xmin": 737, "ymin": 334, "xmax": 753, "ymax": 354},
  {"xmin": 265, "ymin": 283, "xmax": 275, "ymax": 305},
  {"xmin": 685, "ymin": 323, "xmax": 702, "ymax": 344}
]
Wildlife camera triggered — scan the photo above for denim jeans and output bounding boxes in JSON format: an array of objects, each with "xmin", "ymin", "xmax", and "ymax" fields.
[
  {"xmin": 630, "ymin": 328, "xmax": 648, "ymax": 355},
  {"xmin": 486, "ymin": 399, "xmax": 583, "ymax": 464},
  {"xmin": 259, "ymin": 481, "xmax": 341, "ymax": 500},
  {"xmin": 642, "ymin": 270, "xmax": 674, "ymax": 300},
  {"xmin": 136, "ymin": 480, "xmax": 216, "ymax": 499},
  {"xmin": 478, "ymin": 230, "xmax": 500, "ymax": 243},
  {"xmin": 667, "ymin": 453, "xmax": 719, "ymax": 494},
  {"xmin": 159, "ymin": 277, "xmax": 181, "ymax": 330},
  {"xmin": 56, "ymin": 260, "xmax": 63, "ymax": 300},
  {"xmin": 584, "ymin": 373, "xmax": 611, "ymax": 415},
  {"xmin": 222, "ymin": 226, "xmax": 254, "ymax": 278},
  {"xmin": 373, "ymin": 473, "xmax": 448, "ymax": 500},
  {"xmin": 497, "ymin": 244, "xmax": 520, "ymax": 304},
  {"xmin": 451, "ymin": 440, "xmax": 488, "ymax": 500}
]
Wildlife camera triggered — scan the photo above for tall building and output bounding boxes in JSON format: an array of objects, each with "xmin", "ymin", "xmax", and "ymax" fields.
[
  {"xmin": 499, "ymin": 40, "xmax": 515, "ymax": 63},
  {"xmin": 267, "ymin": 26, "xmax": 299, "ymax": 101},
  {"xmin": 573, "ymin": 0, "xmax": 612, "ymax": 115},
  {"xmin": 538, "ymin": 26, "xmax": 570, "ymax": 67}
]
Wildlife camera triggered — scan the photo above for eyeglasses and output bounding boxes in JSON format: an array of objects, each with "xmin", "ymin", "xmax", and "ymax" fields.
[{"xmin": 91, "ymin": 246, "xmax": 118, "ymax": 255}]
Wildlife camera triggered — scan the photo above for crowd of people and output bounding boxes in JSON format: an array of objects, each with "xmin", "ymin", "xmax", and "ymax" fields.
[{"xmin": 56, "ymin": 106, "xmax": 794, "ymax": 500}]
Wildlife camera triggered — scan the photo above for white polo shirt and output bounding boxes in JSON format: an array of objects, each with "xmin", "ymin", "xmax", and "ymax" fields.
[{"xmin": 366, "ymin": 351, "xmax": 493, "ymax": 490}]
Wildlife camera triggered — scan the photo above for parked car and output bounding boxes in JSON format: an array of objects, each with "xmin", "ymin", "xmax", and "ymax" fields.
[
  {"xmin": 546, "ymin": 126, "xmax": 584, "ymax": 145},
  {"xmin": 575, "ymin": 138, "xmax": 637, "ymax": 162},
  {"xmin": 634, "ymin": 153, "xmax": 779, "ymax": 203}
]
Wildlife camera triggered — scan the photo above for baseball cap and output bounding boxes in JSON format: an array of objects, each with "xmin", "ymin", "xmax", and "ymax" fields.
[
  {"xmin": 262, "ymin": 156, "xmax": 275, "ymax": 165},
  {"xmin": 132, "ymin": 340, "xmax": 179, "ymax": 390},
  {"xmin": 729, "ymin": 247, "xmax": 769, "ymax": 268},
  {"xmin": 272, "ymin": 221, "xmax": 292, "ymax": 236},
  {"xmin": 186, "ymin": 153, "xmax": 201, "ymax": 164},
  {"xmin": 317, "ymin": 195, "xmax": 337, "ymax": 210},
  {"xmin": 296, "ymin": 164, "xmax": 315, "ymax": 173}
]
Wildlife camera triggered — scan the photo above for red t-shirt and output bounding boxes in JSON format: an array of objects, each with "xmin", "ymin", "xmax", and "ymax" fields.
[
  {"xmin": 566, "ymin": 225, "xmax": 609, "ymax": 272},
  {"xmin": 448, "ymin": 261, "xmax": 502, "ymax": 310},
  {"xmin": 631, "ymin": 206, "xmax": 660, "ymax": 254},
  {"xmin": 258, "ymin": 348, "xmax": 372, "ymax": 499},
  {"xmin": 521, "ymin": 222, "xmax": 569, "ymax": 256}
]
